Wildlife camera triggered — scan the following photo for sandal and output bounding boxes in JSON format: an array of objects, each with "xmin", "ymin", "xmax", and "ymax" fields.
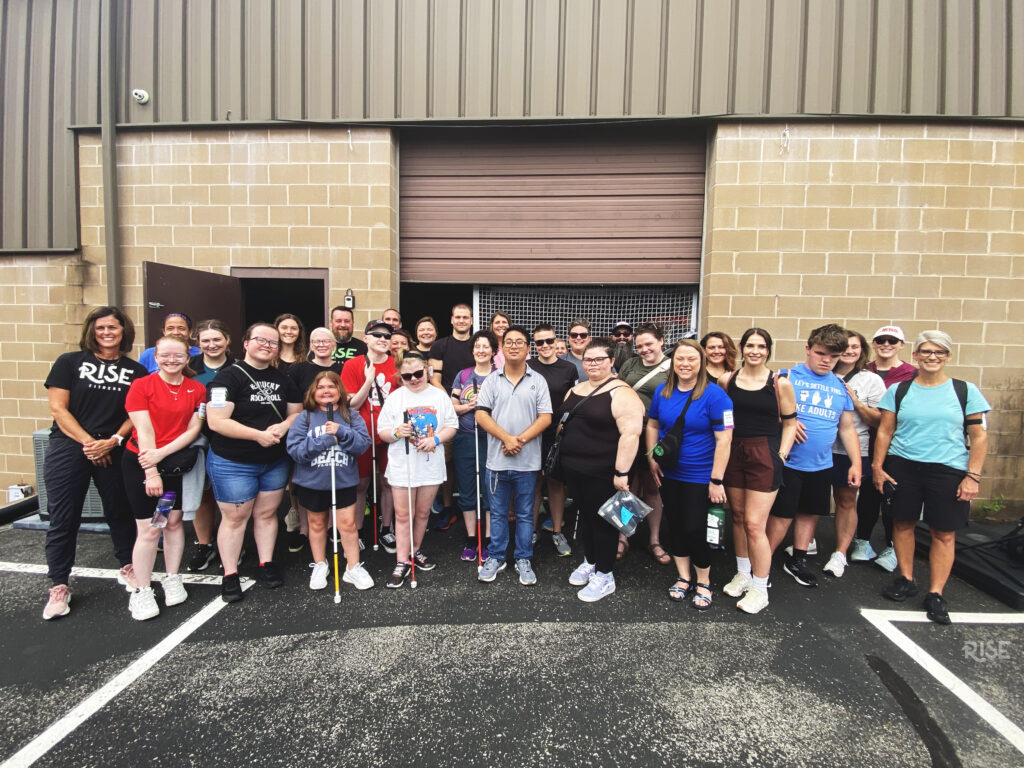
[
  {"xmin": 616, "ymin": 538, "xmax": 630, "ymax": 561},
  {"xmin": 648, "ymin": 542, "xmax": 671, "ymax": 566},
  {"xmin": 668, "ymin": 576, "xmax": 693, "ymax": 602},
  {"xmin": 692, "ymin": 582, "xmax": 713, "ymax": 611}
]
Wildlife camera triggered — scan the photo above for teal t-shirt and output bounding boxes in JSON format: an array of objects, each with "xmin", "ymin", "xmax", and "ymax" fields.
[{"xmin": 878, "ymin": 379, "xmax": 990, "ymax": 471}]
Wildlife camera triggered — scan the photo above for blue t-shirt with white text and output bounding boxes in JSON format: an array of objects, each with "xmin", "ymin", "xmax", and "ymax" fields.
[{"xmin": 786, "ymin": 364, "xmax": 854, "ymax": 472}]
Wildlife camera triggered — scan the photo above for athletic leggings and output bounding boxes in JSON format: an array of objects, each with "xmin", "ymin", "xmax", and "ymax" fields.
[
  {"xmin": 855, "ymin": 480, "xmax": 894, "ymax": 546},
  {"xmin": 658, "ymin": 477, "xmax": 711, "ymax": 569},
  {"xmin": 563, "ymin": 467, "xmax": 619, "ymax": 574}
]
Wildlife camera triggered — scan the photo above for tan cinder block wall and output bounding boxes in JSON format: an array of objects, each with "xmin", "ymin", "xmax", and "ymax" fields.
[
  {"xmin": 0, "ymin": 126, "xmax": 398, "ymax": 492},
  {"xmin": 702, "ymin": 122, "xmax": 1024, "ymax": 510}
]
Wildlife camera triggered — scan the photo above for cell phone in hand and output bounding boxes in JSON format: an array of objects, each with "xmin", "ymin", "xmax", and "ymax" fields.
[{"xmin": 882, "ymin": 480, "xmax": 897, "ymax": 506}]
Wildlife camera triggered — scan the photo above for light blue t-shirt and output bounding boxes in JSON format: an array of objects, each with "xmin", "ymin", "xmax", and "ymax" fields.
[
  {"xmin": 786, "ymin": 364, "xmax": 854, "ymax": 472},
  {"xmin": 878, "ymin": 379, "xmax": 990, "ymax": 471}
]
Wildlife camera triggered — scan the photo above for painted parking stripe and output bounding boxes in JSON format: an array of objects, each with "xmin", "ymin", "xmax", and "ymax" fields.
[
  {"xmin": 0, "ymin": 561, "xmax": 224, "ymax": 586},
  {"xmin": 1, "ymin": 562, "xmax": 252, "ymax": 768},
  {"xmin": 861, "ymin": 608, "xmax": 1024, "ymax": 756}
]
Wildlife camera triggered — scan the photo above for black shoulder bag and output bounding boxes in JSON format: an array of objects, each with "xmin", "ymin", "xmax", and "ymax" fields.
[{"xmin": 651, "ymin": 389, "xmax": 695, "ymax": 470}]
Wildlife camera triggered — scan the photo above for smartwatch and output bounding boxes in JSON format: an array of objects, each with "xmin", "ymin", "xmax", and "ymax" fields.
[{"xmin": 112, "ymin": 434, "xmax": 125, "ymax": 446}]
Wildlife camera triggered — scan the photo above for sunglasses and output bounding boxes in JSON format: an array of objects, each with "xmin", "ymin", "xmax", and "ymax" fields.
[
  {"xmin": 569, "ymin": 331, "xmax": 590, "ymax": 339},
  {"xmin": 874, "ymin": 337, "xmax": 900, "ymax": 345},
  {"xmin": 611, "ymin": 331, "xmax": 631, "ymax": 338},
  {"xmin": 367, "ymin": 331, "xmax": 392, "ymax": 340},
  {"xmin": 534, "ymin": 338, "xmax": 557, "ymax": 346},
  {"xmin": 400, "ymin": 369, "xmax": 426, "ymax": 382}
]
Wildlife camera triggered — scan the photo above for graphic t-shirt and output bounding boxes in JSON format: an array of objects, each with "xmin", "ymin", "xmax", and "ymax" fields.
[
  {"xmin": 377, "ymin": 385, "xmax": 458, "ymax": 488},
  {"xmin": 648, "ymin": 383, "xmax": 733, "ymax": 483},
  {"xmin": 124, "ymin": 373, "xmax": 206, "ymax": 453},
  {"xmin": 785, "ymin": 364, "xmax": 854, "ymax": 472},
  {"xmin": 451, "ymin": 366, "xmax": 496, "ymax": 433},
  {"xmin": 44, "ymin": 351, "xmax": 148, "ymax": 439},
  {"xmin": 332, "ymin": 337, "xmax": 368, "ymax": 363},
  {"xmin": 832, "ymin": 369, "xmax": 885, "ymax": 457},
  {"xmin": 879, "ymin": 378, "xmax": 990, "ymax": 471},
  {"xmin": 341, "ymin": 354, "xmax": 398, "ymax": 445},
  {"xmin": 206, "ymin": 361, "xmax": 302, "ymax": 463}
]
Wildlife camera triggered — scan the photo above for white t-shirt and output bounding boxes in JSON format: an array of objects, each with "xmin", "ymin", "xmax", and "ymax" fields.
[
  {"xmin": 832, "ymin": 369, "xmax": 886, "ymax": 457},
  {"xmin": 378, "ymin": 385, "xmax": 459, "ymax": 488}
]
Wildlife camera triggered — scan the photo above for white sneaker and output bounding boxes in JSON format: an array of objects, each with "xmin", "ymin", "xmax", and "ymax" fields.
[
  {"xmin": 162, "ymin": 574, "xmax": 188, "ymax": 606},
  {"xmin": 129, "ymin": 587, "xmax": 160, "ymax": 621},
  {"xmin": 823, "ymin": 551, "xmax": 847, "ymax": 578},
  {"xmin": 577, "ymin": 571, "xmax": 616, "ymax": 602},
  {"xmin": 849, "ymin": 538, "xmax": 877, "ymax": 562},
  {"xmin": 309, "ymin": 561, "xmax": 329, "ymax": 590},
  {"xmin": 875, "ymin": 546, "xmax": 898, "ymax": 572},
  {"xmin": 343, "ymin": 562, "xmax": 374, "ymax": 590},
  {"xmin": 737, "ymin": 587, "xmax": 769, "ymax": 614},
  {"xmin": 568, "ymin": 560, "xmax": 596, "ymax": 586},
  {"xmin": 723, "ymin": 572, "xmax": 753, "ymax": 597},
  {"xmin": 784, "ymin": 538, "xmax": 818, "ymax": 558},
  {"xmin": 117, "ymin": 564, "xmax": 137, "ymax": 593}
]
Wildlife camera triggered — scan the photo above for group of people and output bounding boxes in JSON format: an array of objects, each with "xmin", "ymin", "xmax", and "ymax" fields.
[{"xmin": 40, "ymin": 303, "xmax": 989, "ymax": 626}]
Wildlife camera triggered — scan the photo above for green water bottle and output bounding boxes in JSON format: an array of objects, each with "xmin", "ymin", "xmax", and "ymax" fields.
[{"xmin": 706, "ymin": 505, "xmax": 726, "ymax": 550}]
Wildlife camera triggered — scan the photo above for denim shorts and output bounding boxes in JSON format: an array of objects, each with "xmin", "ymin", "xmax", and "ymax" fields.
[{"xmin": 207, "ymin": 450, "xmax": 291, "ymax": 504}]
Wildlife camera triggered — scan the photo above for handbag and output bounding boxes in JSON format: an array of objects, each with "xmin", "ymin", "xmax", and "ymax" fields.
[
  {"xmin": 543, "ymin": 378, "xmax": 617, "ymax": 478},
  {"xmin": 157, "ymin": 445, "xmax": 200, "ymax": 476},
  {"xmin": 651, "ymin": 389, "xmax": 694, "ymax": 470}
]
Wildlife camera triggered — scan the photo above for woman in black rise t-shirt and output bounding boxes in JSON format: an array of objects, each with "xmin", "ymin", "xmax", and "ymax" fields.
[
  {"xmin": 41, "ymin": 306, "xmax": 147, "ymax": 621},
  {"xmin": 206, "ymin": 323, "xmax": 302, "ymax": 602}
]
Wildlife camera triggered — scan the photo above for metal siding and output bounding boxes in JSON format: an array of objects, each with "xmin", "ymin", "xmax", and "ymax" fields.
[
  {"xmin": 561, "ymin": 0, "xmax": 594, "ymax": 116},
  {"xmin": 594, "ymin": 0, "xmax": 628, "ymax": 117},
  {"xmin": 398, "ymin": 0, "xmax": 429, "ymax": 118},
  {"xmin": 944, "ymin": 0, "xmax": 974, "ymax": 115},
  {"xmin": 494, "ymin": 0, "xmax": 527, "ymax": 117},
  {"xmin": 274, "ymin": 0, "xmax": 303, "ymax": 119},
  {"xmin": 366, "ymin": 0, "xmax": 397, "ymax": 118},
  {"xmin": 1013, "ymin": 0, "xmax": 1024, "ymax": 116},
  {"xmin": 2, "ymin": 0, "xmax": 30, "ymax": 248},
  {"xmin": 337, "ymin": 0, "xmax": 365, "ymax": 118},
  {"xmin": 186, "ymin": 1, "xmax": 215, "ymax": 122},
  {"xmin": 908, "ymin": 0, "xmax": 943, "ymax": 115},
  {"xmin": 767, "ymin": 0, "xmax": 804, "ymax": 114},
  {"xmin": 245, "ymin": 0, "xmax": 273, "ymax": 120},
  {"xmin": 662, "ymin": 0, "xmax": 699, "ymax": 116},
  {"xmin": 527, "ymin": 0, "xmax": 561, "ymax": 116},
  {"xmin": 873, "ymin": 0, "xmax": 908, "ymax": 114},
  {"xmin": 462, "ymin": 0, "xmax": 493, "ymax": 117},
  {"xmin": 976, "ymin": 0, "xmax": 1007, "ymax": 116},
  {"xmin": 125, "ymin": 0, "xmax": 156, "ymax": 124},
  {"xmin": 429, "ymin": 0, "xmax": 461, "ymax": 118},
  {"xmin": 53, "ymin": 0, "xmax": 78, "ymax": 248},
  {"xmin": 628, "ymin": 0, "xmax": 664, "ymax": 116},
  {"xmin": 698, "ymin": 0, "xmax": 732, "ymax": 115},
  {"xmin": 72, "ymin": 0, "xmax": 102, "ymax": 126},
  {"xmin": 733, "ymin": 0, "xmax": 770, "ymax": 114},
  {"xmin": 304, "ymin": 0, "xmax": 334, "ymax": 120},
  {"xmin": 803, "ymin": 0, "xmax": 839, "ymax": 113},
  {"xmin": 26, "ymin": 0, "xmax": 55, "ymax": 247},
  {"xmin": 399, "ymin": 126, "xmax": 705, "ymax": 284},
  {"xmin": 213, "ymin": 0, "xmax": 244, "ymax": 123},
  {"xmin": 156, "ymin": 0, "xmax": 186, "ymax": 123},
  {"xmin": 837, "ymin": 0, "xmax": 873, "ymax": 114}
]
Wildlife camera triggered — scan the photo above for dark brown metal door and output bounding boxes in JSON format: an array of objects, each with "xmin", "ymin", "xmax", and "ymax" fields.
[{"xmin": 142, "ymin": 262, "xmax": 244, "ymax": 349}]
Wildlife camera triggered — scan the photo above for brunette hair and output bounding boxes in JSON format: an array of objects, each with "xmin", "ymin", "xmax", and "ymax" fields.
[
  {"xmin": 635, "ymin": 322, "xmax": 665, "ymax": 342},
  {"xmin": 845, "ymin": 330, "xmax": 871, "ymax": 374},
  {"xmin": 700, "ymin": 331, "xmax": 737, "ymax": 372},
  {"xmin": 302, "ymin": 370, "xmax": 352, "ymax": 423},
  {"xmin": 739, "ymin": 327, "xmax": 774, "ymax": 365},
  {"xmin": 489, "ymin": 311, "xmax": 512, "ymax": 334},
  {"xmin": 470, "ymin": 330, "xmax": 498, "ymax": 355},
  {"xmin": 274, "ymin": 313, "xmax": 308, "ymax": 365},
  {"xmin": 194, "ymin": 319, "xmax": 232, "ymax": 358},
  {"xmin": 79, "ymin": 306, "xmax": 135, "ymax": 354},
  {"xmin": 807, "ymin": 323, "xmax": 849, "ymax": 354},
  {"xmin": 583, "ymin": 336, "xmax": 616, "ymax": 360},
  {"xmin": 662, "ymin": 339, "xmax": 709, "ymax": 400}
]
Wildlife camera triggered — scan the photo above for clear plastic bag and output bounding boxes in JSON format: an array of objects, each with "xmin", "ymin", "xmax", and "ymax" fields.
[{"xmin": 596, "ymin": 490, "xmax": 653, "ymax": 537}]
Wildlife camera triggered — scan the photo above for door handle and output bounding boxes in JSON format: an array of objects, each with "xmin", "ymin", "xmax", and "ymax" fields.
[{"xmin": 148, "ymin": 302, "xmax": 165, "ymax": 309}]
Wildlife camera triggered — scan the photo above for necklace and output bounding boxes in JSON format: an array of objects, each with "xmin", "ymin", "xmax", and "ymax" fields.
[{"xmin": 160, "ymin": 375, "xmax": 183, "ymax": 400}]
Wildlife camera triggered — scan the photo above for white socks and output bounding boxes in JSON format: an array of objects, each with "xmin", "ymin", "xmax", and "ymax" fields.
[{"xmin": 736, "ymin": 556, "xmax": 752, "ymax": 577}]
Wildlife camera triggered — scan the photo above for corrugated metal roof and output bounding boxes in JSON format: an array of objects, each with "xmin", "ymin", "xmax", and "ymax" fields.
[{"xmin": 3, "ymin": 0, "xmax": 1022, "ymax": 252}]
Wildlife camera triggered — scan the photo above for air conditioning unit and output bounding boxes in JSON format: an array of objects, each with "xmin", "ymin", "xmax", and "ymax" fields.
[{"xmin": 33, "ymin": 429, "xmax": 106, "ymax": 522}]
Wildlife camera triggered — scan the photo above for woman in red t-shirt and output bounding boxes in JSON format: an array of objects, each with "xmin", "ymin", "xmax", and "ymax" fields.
[{"xmin": 122, "ymin": 336, "xmax": 205, "ymax": 621}]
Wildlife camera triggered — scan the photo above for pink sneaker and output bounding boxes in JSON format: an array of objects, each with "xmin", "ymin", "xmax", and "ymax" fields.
[{"xmin": 43, "ymin": 584, "xmax": 71, "ymax": 620}]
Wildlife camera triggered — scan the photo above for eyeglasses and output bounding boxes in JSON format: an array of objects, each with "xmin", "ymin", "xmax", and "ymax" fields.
[
  {"xmin": 534, "ymin": 338, "xmax": 557, "ymax": 347},
  {"xmin": 917, "ymin": 349, "xmax": 949, "ymax": 359},
  {"xmin": 874, "ymin": 337, "xmax": 900, "ymax": 346},
  {"xmin": 611, "ymin": 331, "xmax": 631, "ymax": 339},
  {"xmin": 156, "ymin": 354, "xmax": 188, "ymax": 361},
  {"xmin": 503, "ymin": 339, "xmax": 527, "ymax": 348},
  {"xmin": 367, "ymin": 332, "xmax": 392, "ymax": 340},
  {"xmin": 582, "ymin": 356, "xmax": 611, "ymax": 364},
  {"xmin": 569, "ymin": 331, "xmax": 590, "ymax": 339},
  {"xmin": 311, "ymin": 340, "xmax": 334, "ymax": 347},
  {"xmin": 249, "ymin": 337, "xmax": 280, "ymax": 348},
  {"xmin": 400, "ymin": 369, "xmax": 426, "ymax": 381}
]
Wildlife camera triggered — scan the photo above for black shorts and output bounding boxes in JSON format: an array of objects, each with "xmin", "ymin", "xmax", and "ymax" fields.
[
  {"xmin": 723, "ymin": 436, "xmax": 783, "ymax": 493},
  {"xmin": 295, "ymin": 483, "xmax": 357, "ymax": 513},
  {"xmin": 831, "ymin": 453, "xmax": 871, "ymax": 487},
  {"xmin": 121, "ymin": 449, "xmax": 185, "ymax": 520},
  {"xmin": 883, "ymin": 454, "xmax": 970, "ymax": 532},
  {"xmin": 770, "ymin": 467, "xmax": 831, "ymax": 519}
]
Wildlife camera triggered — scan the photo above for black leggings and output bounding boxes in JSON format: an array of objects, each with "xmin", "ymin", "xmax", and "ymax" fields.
[
  {"xmin": 659, "ymin": 477, "xmax": 711, "ymax": 569},
  {"xmin": 563, "ymin": 467, "xmax": 619, "ymax": 574},
  {"xmin": 855, "ymin": 481, "xmax": 894, "ymax": 545}
]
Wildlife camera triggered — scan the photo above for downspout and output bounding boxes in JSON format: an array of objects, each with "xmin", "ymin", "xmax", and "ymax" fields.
[{"xmin": 100, "ymin": 0, "xmax": 122, "ymax": 307}]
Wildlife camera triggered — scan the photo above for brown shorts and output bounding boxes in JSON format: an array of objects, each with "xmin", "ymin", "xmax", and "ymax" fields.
[{"xmin": 723, "ymin": 435, "xmax": 783, "ymax": 493}]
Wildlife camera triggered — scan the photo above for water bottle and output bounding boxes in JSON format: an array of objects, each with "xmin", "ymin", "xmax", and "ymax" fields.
[
  {"xmin": 706, "ymin": 505, "xmax": 726, "ymax": 550},
  {"xmin": 150, "ymin": 491, "xmax": 175, "ymax": 529}
]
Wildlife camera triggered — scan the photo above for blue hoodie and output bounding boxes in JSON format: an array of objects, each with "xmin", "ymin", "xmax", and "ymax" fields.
[{"xmin": 286, "ymin": 407, "xmax": 371, "ymax": 491}]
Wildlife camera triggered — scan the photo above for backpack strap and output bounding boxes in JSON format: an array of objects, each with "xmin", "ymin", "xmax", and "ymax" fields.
[{"xmin": 892, "ymin": 379, "xmax": 913, "ymax": 418}]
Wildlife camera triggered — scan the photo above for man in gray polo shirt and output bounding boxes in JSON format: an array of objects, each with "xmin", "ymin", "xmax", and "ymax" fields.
[{"xmin": 476, "ymin": 326, "xmax": 552, "ymax": 585}]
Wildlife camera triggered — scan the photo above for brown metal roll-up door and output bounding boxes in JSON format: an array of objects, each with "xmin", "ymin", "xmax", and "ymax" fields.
[{"xmin": 399, "ymin": 125, "xmax": 706, "ymax": 284}]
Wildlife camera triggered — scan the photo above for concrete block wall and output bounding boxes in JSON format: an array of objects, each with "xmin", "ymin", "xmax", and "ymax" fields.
[{"xmin": 702, "ymin": 122, "xmax": 1024, "ymax": 508}]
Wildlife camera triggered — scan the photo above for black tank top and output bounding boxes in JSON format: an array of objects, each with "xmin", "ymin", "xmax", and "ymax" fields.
[
  {"xmin": 726, "ymin": 371, "xmax": 781, "ymax": 439},
  {"xmin": 559, "ymin": 388, "xmax": 618, "ymax": 476}
]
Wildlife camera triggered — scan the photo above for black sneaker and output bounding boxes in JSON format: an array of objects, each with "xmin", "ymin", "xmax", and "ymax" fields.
[
  {"xmin": 434, "ymin": 507, "xmax": 459, "ymax": 531},
  {"xmin": 883, "ymin": 575, "xmax": 919, "ymax": 602},
  {"xmin": 380, "ymin": 530, "xmax": 397, "ymax": 554},
  {"xmin": 782, "ymin": 556, "xmax": 818, "ymax": 588},
  {"xmin": 413, "ymin": 550, "xmax": 437, "ymax": 571},
  {"xmin": 258, "ymin": 562, "xmax": 284, "ymax": 589},
  {"xmin": 286, "ymin": 530, "xmax": 307, "ymax": 553},
  {"xmin": 221, "ymin": 573, "xmax": 243, "ymax": 603},
  {"xmin": 923, "ymin": 592, "xmax": 951, "ymax": 625},
  {"xmin": 187, "ymin": 543, "xmax": 217, "ymax": 572},
  {"xmin": 386, "ymin": 562, "xmax": 410, "ymax": 589}
]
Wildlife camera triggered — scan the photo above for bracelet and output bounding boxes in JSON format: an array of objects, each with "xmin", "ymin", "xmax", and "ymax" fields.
[
  {"xmin": 779, "ymin": 452, "xmax": 788, "ymax": 462},
  {"xmin": 433, "ymin": 436, "xmax": 440, "ymax": 446},
  {"xmin": 392, "ymin": 427, "xmax": 400, "ymax": 441},
  {"xmin": 613, "ymin": 469, "xmax": 629, "ymax": 477},
  {"xmin": 710, "ymin": 478, "xmax": 723, "ymax": 486},
  {"xmin": 964, "ymin": 472, "xmax": 981, "ymax": 481}
]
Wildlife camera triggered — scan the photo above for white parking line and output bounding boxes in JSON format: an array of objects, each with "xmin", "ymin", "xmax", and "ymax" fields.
[
  {"xmin": 1, "ymin": 561, "xmax": 252, "ymax": 768},
  {"xmin": 862, "ymin": 607, "xmax": 1024, "ymax": 756},
  {"xmin": 0, "ymin": 561, "xmax": 224, "ymax": 586}
]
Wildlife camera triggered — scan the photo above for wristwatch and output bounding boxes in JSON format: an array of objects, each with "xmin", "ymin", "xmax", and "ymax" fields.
[
  {"xmin": 112, "ymin": 434, "xmax": 124, "ymax": 446},
  {"xmin": 710, "ymin": 478, "xmax": 723, "ymax": 486}
]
